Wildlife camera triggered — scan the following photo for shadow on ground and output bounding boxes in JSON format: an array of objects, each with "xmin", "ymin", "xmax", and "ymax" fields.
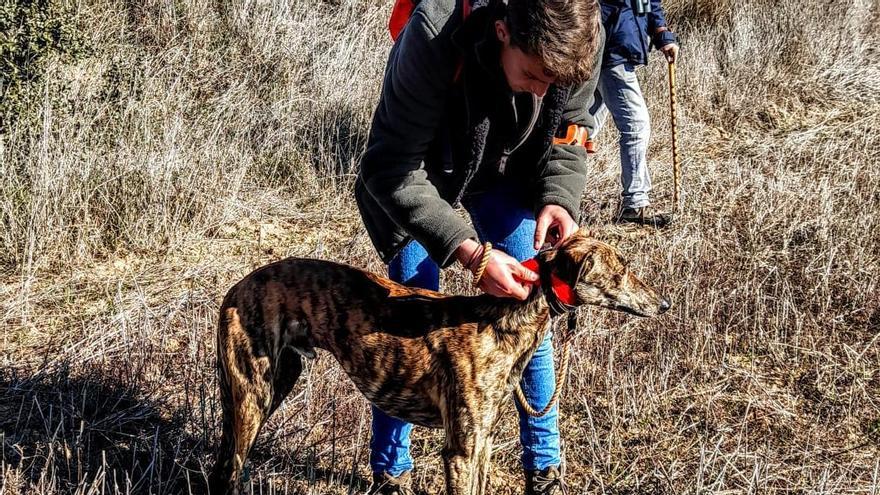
[
  {"xmin": 0, "ymin": 365, "xmax": 207, "ymax": 493},
  {"xmin": 0, "ymin": 365, "xmax": 381, "ymax": 494}
]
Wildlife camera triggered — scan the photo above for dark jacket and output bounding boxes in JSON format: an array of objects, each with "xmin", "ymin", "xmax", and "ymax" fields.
[
  {"xmin": 600, "ymin": 0, "xmax": 676, "ymax": 67},
  {"xmin": 355, "ymin": 0, "xmax": 605, "ymax": 267}
]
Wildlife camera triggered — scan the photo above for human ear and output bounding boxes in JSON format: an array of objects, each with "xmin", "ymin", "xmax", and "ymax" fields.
[{"xmin": 495, "ymin": 20, "xmax": 509, "ymax": 44}]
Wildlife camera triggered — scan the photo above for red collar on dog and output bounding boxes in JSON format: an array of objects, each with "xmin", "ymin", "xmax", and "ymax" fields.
[{"xmin": 520, "ymin": 258, "xmax": 577, "ymax": 306}]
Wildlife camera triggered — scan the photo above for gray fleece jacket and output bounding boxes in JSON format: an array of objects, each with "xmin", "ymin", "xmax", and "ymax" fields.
[{"xmin": 355, "ymin": 0, "xmax": 604, "ymax": 267}]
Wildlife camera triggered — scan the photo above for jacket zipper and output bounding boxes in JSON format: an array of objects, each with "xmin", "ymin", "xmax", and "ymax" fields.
[{"xmin": 498, "ymin": 93, "xmax": 543, "ymax": 174}]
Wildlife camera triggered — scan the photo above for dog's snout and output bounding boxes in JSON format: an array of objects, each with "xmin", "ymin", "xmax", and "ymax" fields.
[{"xmin": 659, "ymin": 297, "xmax": 671, "ymax": 313}]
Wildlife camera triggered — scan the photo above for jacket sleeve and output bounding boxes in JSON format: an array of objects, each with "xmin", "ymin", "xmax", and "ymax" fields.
[
  {"xmin": 358, "ymin": 10, "xmax": 478, "ymax": 268},
  {"xmin": 534, "ymin": 24, "xmax": 605, "ymax": 223},
  {"xmin": 648, "ymin": 1, "xmax": 677, "ymax": 47}
]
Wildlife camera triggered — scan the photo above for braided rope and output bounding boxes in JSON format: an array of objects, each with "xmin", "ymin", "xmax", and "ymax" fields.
[
  {"xmin": 515, "ymin": 313, "xmax": 576, "ymax": 418},
  {"xmin": 471, "ymin": 242, "xmax": 492, "ymax": 287},
  {"xmin": 668, "ymin": 61, "xmax": 681, "ymax": 213}
]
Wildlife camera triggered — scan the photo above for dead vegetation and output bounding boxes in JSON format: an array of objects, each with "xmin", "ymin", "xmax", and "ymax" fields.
[{"xmin": 1, "ymin": 0, "xmax": 878, "ymax": 493}]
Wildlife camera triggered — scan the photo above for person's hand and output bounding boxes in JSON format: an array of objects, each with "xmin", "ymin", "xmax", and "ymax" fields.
[
  {"xmin": 534, "ymin": 205, "xmax": 578, "ymax": 250},
  {"xmin": 455, "ymin": 240, "xmax": 538, "ymax": 300},
  {"xmin": 660, "ymin": 43, "xmax": 679, "ymax": 64},
  {"xmin": 477, "ymin": 249, "xmax": 539, "ymax": 300}
]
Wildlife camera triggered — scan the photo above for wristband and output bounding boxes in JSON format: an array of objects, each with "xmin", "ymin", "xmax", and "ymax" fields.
[{"xmin": 471, "ymin": 242, "xmax": 493, "ymax": 287}]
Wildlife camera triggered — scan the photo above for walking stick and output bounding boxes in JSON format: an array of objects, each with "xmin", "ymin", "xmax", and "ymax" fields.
[{"xmin": 668, "ymin": 61, "xmax": 681, "ymax": 214}]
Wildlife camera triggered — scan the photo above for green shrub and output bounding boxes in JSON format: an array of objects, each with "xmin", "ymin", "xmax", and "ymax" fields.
[{"xmin": 0, "ymin": 0, "xmax": 86, "ymax": 128}]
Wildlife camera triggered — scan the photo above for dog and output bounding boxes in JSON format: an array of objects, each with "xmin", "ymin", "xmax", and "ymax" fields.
[{"xmin": 208, "ymin": 229, "xmax": 670, "ymax": 494}]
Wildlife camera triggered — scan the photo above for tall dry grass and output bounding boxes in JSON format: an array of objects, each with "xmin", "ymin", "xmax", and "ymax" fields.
[{"xmin": 1, "ymin": 0, "xmax": 879, "ymax": 493}]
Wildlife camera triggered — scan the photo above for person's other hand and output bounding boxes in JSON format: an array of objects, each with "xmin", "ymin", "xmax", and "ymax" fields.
[
  {"xmin": 534, "ymin": 204, "xmax": 578, "ymax": 250},
  {"xmin": 660, "ymin": 43, "xmax": 679, "ymax": 64},
  {"xmin": 477, "ymin": 249, "xmax": 538, "ymax": 300}
]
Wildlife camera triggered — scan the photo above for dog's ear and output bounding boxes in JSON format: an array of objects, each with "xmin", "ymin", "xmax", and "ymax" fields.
[
  {"xmin": 575, "ymin": 249, "xmax": 595, "ymax": 282},
  {"xmin": 560, "ymin": 236, "xmax": 598, "ymax": 285},
  {"xmin": 578, "ymin": 227, "xmax": 599, "ymax": 239},
  {"xmin": 537, "ymin": 246, "xmax": 558, "ymax": 265}
]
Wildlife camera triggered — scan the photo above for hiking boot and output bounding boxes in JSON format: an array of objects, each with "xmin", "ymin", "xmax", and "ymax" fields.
[
  {"xmin": 616, "ymin": 206, "xmax": 672, "ymax": 228},
  {"xmin": 524, "ymin": 465, "xmax": 567, "ymax": 495},
  {"xmin": 369, "ymin": 471, "xmax": 415, "ymax": 495}
]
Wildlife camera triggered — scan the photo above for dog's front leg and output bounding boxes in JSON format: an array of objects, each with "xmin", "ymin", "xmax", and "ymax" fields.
[
  {"xmin": 442, "ymin": 430, "xmax": 475, "ymax": 495},
  {"xmin": 474, "ymin": 434, "xmax": 493, "ymax": 495},
  {"xmin": 442, "ymin": 415, "xmax": 490, "ymax": 495}
]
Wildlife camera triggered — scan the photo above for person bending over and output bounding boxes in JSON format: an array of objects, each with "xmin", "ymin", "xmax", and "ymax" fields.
[{"xmin": 355, "ymin": 0, "xmax": 604, "ymax": 492}]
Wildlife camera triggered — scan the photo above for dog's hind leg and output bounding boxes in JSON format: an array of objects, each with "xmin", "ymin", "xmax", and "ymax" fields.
[
  {"xmin": 269, "ymin": 345, "xmax": 303, "ymax": 414},
  {"xmin": 210, "ymin": 307, "xmax": 274, "ymax": 495}
]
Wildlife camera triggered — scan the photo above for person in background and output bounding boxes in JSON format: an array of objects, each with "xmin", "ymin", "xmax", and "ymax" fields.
[
  {"xmin": 355, "ymin": 0, "xmax": 604, "ymax": 492},
  {"xmin": 591, "ymin": 0, "xmax": 679, "ymax": 227}
]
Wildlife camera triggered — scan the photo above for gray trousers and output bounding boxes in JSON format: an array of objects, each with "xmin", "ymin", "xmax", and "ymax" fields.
[{"xmin": 591, "ymin": 62, "xmax": 653, "ymax": 209}]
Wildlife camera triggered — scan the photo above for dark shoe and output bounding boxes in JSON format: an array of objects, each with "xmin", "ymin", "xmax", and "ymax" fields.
[
  {"xmin": 616, "ymin": 206, "xmax": 672, "ymax": 228},
  {"xmin": 525, "ymin": 465, "xmax": 567, "ymax": 495},
  {"xmin": 369, "ymin": 471, "xmax": 415, "ymax": 495}
]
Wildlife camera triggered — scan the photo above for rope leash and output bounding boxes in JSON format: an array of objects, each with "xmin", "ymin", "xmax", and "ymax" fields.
[
  {"xmin": 473, "ymin": 249, "xmax": 577, "ymax": 418},
  {"xmin": 515, "ymin": 310, "xmax": 577, "ymax": 418},
  {"xmin": 668, "ymin": 61, "xmax": 681, "ymax": 214}
]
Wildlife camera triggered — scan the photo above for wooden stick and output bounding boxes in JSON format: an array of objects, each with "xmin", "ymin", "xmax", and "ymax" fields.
[{"xmin": 668, "ymin": 61, "xmax": 681, "ymax": 213}]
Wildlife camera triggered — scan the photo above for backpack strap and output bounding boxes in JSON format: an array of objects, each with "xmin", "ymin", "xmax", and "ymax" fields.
[
  {"xmin": 389, "ymin": 0, "xmax": 418, "ymax": 41},
  {"xmin": 453, "ymin": 0, "xmax": 473, "ymax": 81},
  {"xmin": 389, "ymin": 0, "xmax": 474, "ymax": 42}
]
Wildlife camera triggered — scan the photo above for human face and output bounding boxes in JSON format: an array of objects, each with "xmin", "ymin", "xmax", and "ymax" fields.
[{"xmin": 495, "ymin": 20, "xmax": 556, "ymax": 97}]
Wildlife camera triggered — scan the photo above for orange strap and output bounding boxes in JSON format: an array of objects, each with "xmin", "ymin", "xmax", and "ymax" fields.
[{"xmin": 553, "ymin": 124, "xmax": 595, "ymax": 153}]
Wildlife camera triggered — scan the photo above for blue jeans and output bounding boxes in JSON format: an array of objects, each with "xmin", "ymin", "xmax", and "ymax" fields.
[
  {"xmin": 370, "ymin": 183, "xmax": 561, "ymax": 475},
  {"xmin": 591, "ymin": 62, "xmax": 653, "ymax": 209}
]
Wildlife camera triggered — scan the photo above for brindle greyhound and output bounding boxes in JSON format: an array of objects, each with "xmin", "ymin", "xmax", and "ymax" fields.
[{"xmin": 209, "ymin": 229, "xmax": 670, "ymax": 494}]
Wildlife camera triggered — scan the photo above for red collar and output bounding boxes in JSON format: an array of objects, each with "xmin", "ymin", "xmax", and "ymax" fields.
[{"xmin": 520, "ymin": 258, "xmax": 577, "ymax": 306}]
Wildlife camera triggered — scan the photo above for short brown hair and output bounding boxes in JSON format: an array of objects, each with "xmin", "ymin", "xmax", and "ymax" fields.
[{"xmin": 505, "ymin": 0, "xmax": 602, "ymax": 86}]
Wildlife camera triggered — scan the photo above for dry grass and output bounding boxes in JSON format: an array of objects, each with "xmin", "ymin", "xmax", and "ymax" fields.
[{"xmin": 1, "ymin": 0, "xmax": 879, "ymax": 493}]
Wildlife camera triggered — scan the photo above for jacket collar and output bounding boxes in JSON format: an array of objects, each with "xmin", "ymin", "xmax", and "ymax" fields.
[{"xmin": 451, "ymin": 4, "xmax": 512, "ymax": 94}]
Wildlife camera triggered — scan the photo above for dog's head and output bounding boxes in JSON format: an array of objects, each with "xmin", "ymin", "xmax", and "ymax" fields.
[{"xmin": 539, "ymin": 229, "xmax": 670, "ymax": 317}]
